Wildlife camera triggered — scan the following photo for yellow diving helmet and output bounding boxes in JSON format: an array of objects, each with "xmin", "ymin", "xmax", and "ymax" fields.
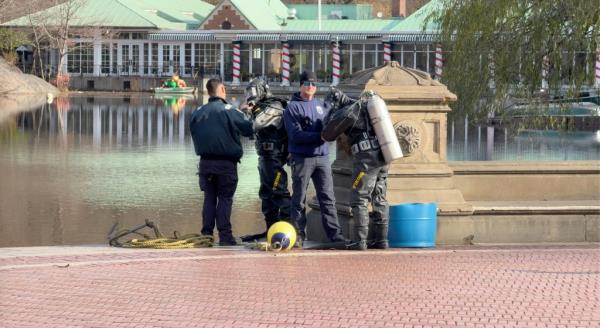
[{"xmin": 267, "ymin": 221, "xmax": 297, "ymax": 251}]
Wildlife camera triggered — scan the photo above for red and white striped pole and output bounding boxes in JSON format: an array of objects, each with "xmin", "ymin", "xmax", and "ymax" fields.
[
  {"xmin": 435, "ymin": 44, "xmax": 443, "ymax": 81},
  {"xmin": 383, "ymin": 42, "xmax": 392, "ymax": 64},
  {"xmin": 232, "ymin": 41, "xmax": 241, "ymax": 86},
  {"xmin": 281, "ymin": 42, "xmax": 290, "ymax": 87},
  {"xmin": 332, "ymin": 41, "xmax": 341, "ymax": 86},
  {"xmin": 595, "ymin": 49, "xmax": 600, "ymax": 88}
]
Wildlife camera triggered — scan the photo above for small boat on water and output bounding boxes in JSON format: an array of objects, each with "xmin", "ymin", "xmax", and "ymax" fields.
[{"xmin": 153, "ymin": 87, "xmax": 196, "ymax": 95}]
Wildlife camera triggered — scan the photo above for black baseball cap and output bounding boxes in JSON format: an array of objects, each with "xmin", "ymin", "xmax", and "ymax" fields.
[{"xmin": 300, "ymin": 71, "xmax": 317, "ymax": 85}]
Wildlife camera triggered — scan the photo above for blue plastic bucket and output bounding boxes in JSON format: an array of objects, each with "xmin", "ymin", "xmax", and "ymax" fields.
[{"xmin": 388, "ymin": 203, "xmax": 438, "ymax": 248}]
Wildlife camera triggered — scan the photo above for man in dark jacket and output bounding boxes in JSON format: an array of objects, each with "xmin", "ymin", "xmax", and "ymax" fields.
[
  {"xmin": 283, "ymin": 71, "xmax": 347, "ymax": 246},
  {"xmin": 190, "ymin": 78, "xmax": 253, "ymax": 246}
]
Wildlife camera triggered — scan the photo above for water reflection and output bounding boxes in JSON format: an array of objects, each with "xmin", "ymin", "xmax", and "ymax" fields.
[
  {"xmin": 448, "ymin": 115, "xmax": 600, "ymax": 161},
  {"xmin": 1, "ymin": 95, "xmax": 599, "ymax": 246},
  {"xmin": 0, "ymin": 95, "xmax": 265, "ymax": 246}
]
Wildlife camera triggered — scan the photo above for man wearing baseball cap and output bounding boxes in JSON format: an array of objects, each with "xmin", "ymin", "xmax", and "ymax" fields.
[{"xmin": 283, "ymin": 71, "xmax": 348, "ymax": 247}]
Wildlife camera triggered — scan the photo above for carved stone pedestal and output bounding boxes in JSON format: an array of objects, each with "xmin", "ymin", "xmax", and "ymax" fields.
[{"xmin": 306, "ymin": 61, "xmax": 472, "ymax": 242}]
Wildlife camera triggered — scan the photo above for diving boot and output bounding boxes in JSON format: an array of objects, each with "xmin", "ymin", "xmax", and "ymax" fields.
[
  {"xmin": 346, "ymin": 240, "xmax": 367, "ymax": 251},
  {"xmin": 368, "ymin": 240, "xmax": 389, "ymax": 249},
  {"xmin": 240, "ymin": 231, "xmax": 267, "ymax": 242},
  {"xmin": 368, "ymin": 223, "xmax": 389, "ymax": 249},
  {"xmin": 348, "ymin": 224, "xmax": 368, "ymax": 250}
]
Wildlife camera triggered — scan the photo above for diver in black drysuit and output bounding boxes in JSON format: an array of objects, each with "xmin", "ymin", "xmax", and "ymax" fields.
[
  {"xmin": 240, "ymin": 78, "xmax": 291, "ymax": 242},
  {"xmin": 323, "ymin": 88, "xmax": 390, "ymax": 250}
]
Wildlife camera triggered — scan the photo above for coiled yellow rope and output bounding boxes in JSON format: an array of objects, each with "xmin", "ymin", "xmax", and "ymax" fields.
[
  {"xmin": 124, "ymin": 234, "xmax": 214, "ymax": 249},
  {"xmin": 109, "ymin": 220, "xmax": 214, "ymax": 249}
]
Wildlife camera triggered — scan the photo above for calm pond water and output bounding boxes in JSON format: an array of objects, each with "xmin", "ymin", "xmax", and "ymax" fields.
[{"xmin": 0, "ymin": 94, "xmax": 599, "ymax": 246}]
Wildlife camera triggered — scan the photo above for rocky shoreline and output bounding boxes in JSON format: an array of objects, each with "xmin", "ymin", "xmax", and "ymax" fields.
[{"xmin": 0, "ymin": 58, "xmax": 58, "ymax": 123}]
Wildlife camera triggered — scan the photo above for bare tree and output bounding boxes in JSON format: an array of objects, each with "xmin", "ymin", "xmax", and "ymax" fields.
[
  {"xmin": 30, "ymin": 0, "xmax": 110, "ymax": 89},
  {"xmin": 0, "ymin": 0, "xmax": 15, "ymax": 23},
  {"xmin": 39, "ymin": 0, "xmax": 86, "ymax": 79},
  {"xmin": 25, "ymin": 3, "xmax": 50, "ymax": 79}
]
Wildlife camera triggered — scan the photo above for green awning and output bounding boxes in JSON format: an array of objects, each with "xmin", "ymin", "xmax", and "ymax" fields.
[
  {"xmin": 286, "ymin": 33, "xmax": 330, "ymax": 41},
  {"xmin": 386, "ymin": 33, "xmax": 438, "ymax": 43},
  {"xmin": 236, "ymin": 33, "xmax": 280, "ymax": 41},
  {"xmin": 148, "ymin": 32, "xmax": 215, "ymax": 41},
  {"xmin": 333, "ymin": 33, "xmax": 381, "ymax": 41}
]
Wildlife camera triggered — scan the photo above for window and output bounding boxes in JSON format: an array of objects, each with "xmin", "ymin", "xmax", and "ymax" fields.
[
  {"xmin": 314, "ymin": 43, "xmax": 329, "ymax": 82},
  {"xmin": 221, "ymin": 21, "xmax": 231, "ymax": 30},
  {"xmin": 365, "ymin": 44, "xmax": 378, "ymax": 70},
  {"xmin": 251, "ymin": 44, "xmax": 263, "ymax": 77},
  {"xmin": 121, "ymin": 44, "xmax": 129, "ymax": 74},
  {"xmin": 112, "ymin": 43, "xmax": 118, "ymax": 74},
  {"xmin": 266, "ymin": 44, "xmax": 280, "ymax": 82},
  {"xmin": 173, "ymin": 45, "xmax": 180, "ymax": 74},
  {"xmin": 67, "ymin": 42, "xmax": 93, "ymax": 74},
  {"xmin": 351, "ymin": 44, "xmax": 364, "ymax": 74},
  {"xmin": 340, "ymin": 43, "xmax": 350, "ymax": 79},
  {"xmin": 239, "ymin": 43, "xmax": 250, "ymax": 80},
  {"xmin": 184, "ymin": 43, "xmax": 192, "ymax": 76},
  {"xmin": 195, "ymin": 43, "xmax": 219, "ymax": 77},
  {"xmin": 82, "ymin": 45, "xmax": 93, "ymax": 74},
  {"xmin": 402, "ymin": 44, "xmax": 415, "ymax": 69},
  {"xmin": 288, "ymin": 44, "xmax": 301, "ymax": 81},
  {"xmin": 131, "ymin": 44, "xmax": 139, "ymax": 74},
  {"xmin": 67, "ymin": 43, "xmax": 80, "ymax": 74},
  {"xmin": 143, "ymin": 43, "xmax": 149, "ymax": 75},
  {"xmin": 151, "ymin": 43, "xmax": 158, "ymax": 74},
  {"xmin": 428, "ymin": 44, "xmax": 436, "ymax": 78},
  {"xmin": 162, "ymin": 45, "xmax": 170, "ymax": 74},
  {"xmin": 416, "ymin": 44, "xmax": 427, "ymax": 72},
  {"xmin": 101, "ymin": 43, "xmax": 110, "ymax": 74}
]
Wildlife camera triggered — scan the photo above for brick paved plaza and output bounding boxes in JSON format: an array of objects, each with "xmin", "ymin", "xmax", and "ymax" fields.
[{"xmin": 1, "ymin": 245, "xmax": 598, "ymax": 328}]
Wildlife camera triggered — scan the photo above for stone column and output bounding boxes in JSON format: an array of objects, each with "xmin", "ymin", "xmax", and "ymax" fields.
[
  {"xmin": 281, "ymin": 41, "xmax": 290, "ymax": 86},
  {"xmin": 232, "ymin": 41, "xmax": 241, "ymax": 86},
  {"xmin": 434, "ymin": 44, "xmax": 443, "ymax": 81},
  {"xmin": 383, "ymin": 42, "xmax": 392, "ymax": 64},
  {"xmin": 331, "ymin": 41, "xmax": 341, "ymax": 86},
  {"xmin": 92, "ymin": 31, "xmax": 102, "ymax": 76}
]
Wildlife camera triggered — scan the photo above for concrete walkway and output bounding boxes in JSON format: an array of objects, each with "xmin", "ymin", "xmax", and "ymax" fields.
[{"xmin": 1, "ymin": 244, "xmax": 599, "ymax": 328}]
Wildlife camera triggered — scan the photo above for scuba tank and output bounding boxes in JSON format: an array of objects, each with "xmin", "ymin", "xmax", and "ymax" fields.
[{"xmin": 366, "ymin": 92, "xmax": 403, "ymax": 163}]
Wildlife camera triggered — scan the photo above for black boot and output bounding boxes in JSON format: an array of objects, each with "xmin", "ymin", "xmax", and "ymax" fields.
[
  {"xmin": 346, "ymin": 240, "xmax": 367, "ymax": 250},
  {"xmin": 347, "ymin": 223, "xmax": 368, "ymax": 251},
  {"xmin": 368, "ymin": 223, "xmax": 389, "ymax": 249},
  {"xmin": 240, "ymin": 231, "xmax": 267, "ymax": 242}
]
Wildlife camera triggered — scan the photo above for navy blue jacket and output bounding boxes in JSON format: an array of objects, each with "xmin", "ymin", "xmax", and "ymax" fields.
[
  {"xmin": 190, "ymin": 96, "xmax": 253, "ymax": 162},
  {"xmin": 283, "ymin": 92, "xmax": 329, "ymax": 158}
]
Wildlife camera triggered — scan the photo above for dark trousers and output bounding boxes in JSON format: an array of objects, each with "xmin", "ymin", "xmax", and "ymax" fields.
[
  {"xmin": 199, "ymin": 159, "xmax": 238, "ymax": 242},
  {"xmin": 258, "ymin": 156, "xmax": 291, "ymax": 228},
  {"xmin": 290, "ymin": 155, "xmax": 343, "ymax": 241}
]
